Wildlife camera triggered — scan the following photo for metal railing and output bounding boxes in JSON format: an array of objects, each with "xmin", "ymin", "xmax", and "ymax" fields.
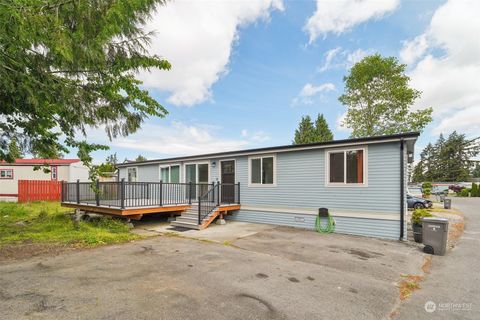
[
  {"xmin": 61, "ymin": 179, "xmax": 240, "ymax": 210},
  {"xmin": 198, "ymin": 182, "xmax": 240, "ymax": 224}
]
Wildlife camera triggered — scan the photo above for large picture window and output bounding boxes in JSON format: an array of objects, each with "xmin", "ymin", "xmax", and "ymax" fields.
[
  {"xmin": 160, "ymin": 165, "xmax": 180, "ymax": 183},
  {"xmin": 327, "ymin": 148, "xmax": 366, "ymax": 185},
  {"xmin": 249, "ymin": 155, "xmax": 275, "ymax": 186}
]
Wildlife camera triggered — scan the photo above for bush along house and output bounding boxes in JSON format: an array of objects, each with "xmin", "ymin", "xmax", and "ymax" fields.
[{"xmin": 61, "ymin": 132, "xmax": 418, "ymax": 240}]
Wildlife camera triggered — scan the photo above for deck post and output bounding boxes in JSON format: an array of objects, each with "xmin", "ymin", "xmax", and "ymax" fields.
[
  {"xmin": 198, "ymin": 196, "xmax": 201, "ymax": 225},
  {"xmin": 159, "ymin": 180, "xmax": 163, "ymax": 206},
  {"xmin": 237, "ymin": 182, "xmax": 240, "ymax": 204},
  {"xmin": 76, "ymin": 179, "xmax": 80, "ymax": 204},
  {"xmin": 120, "ymin": 178, "xmax": 125, "ymax": 209},
  {"xmin": 217, "ymin": 181, "xmax": 220, "ymax": 206},
  {"xmin": 61, "ymin": 180, "xmax": 65, "ymax": 202},
  {"xmin": 95, "ymin": 180, "xmax": 100, "ymax": 206},
  {"xmin": 188, "ymin": 182, "xmax": 192, "ymax": 204},
  {"xmin": 211, "ymin": 182, "xmax": 214, "ymax": 203}
]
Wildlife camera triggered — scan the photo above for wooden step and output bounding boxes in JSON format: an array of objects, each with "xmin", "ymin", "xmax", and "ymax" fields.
[{"xmin": 170, "ymin": 221, "xmax": 201, "ymax": 230}]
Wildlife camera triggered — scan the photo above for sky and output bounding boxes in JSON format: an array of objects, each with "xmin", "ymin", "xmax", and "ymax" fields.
[{"xmin": 81, "ymin": 0, "xmax": 480, "ymax": 164}]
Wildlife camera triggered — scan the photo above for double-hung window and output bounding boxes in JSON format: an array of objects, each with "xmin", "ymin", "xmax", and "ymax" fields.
[
  {"xmin": 327, "ymin": 148, "xmax": 366, "ymax": 186},
  {"xmin": 0, "ymin": 169, "xmax": 13, "ymax": 179},
  {"xmin": 160, "ymin": 165, "xmax": 180, "ymax": 183},
  {"xmin": 249, "ymin": 155, "xmax": 275, "ymax": 186}
]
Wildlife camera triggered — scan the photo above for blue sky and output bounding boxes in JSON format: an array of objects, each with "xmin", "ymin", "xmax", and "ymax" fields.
[{"xmin": 82, "ymin": 0, "xmax": 479, "ymax": 164}]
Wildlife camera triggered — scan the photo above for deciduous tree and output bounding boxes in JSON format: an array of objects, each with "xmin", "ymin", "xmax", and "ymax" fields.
[
  {"xmin": 0, "ymin": 0, "xmax": 170, "ymax": 176},
  {"xmin": 339, "ymin": 54, "xmax": 432, "ymax": 137}
]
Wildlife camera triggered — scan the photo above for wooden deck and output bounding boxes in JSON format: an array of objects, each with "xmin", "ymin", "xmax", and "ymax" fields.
[
  {"xmin": 61, "ymin": 202, "xmax": 241, "ymax": 221},
  {"xmin": 61, "ymin": 202, "xmax": 192, "ymax": 220}
]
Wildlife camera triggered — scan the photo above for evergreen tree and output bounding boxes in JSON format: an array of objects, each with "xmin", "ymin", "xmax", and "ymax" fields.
[
  {"xmin": 293, "ymin": 116, "xmax": 316, "ymax": 144},
  {"xmin": 135, "ymin": 155, "xmax": 147, "ymax": 161},
  {"xmin": 8, "ymin": 138, "xmax": 23, "ymax": 160},
  {"xmin": 472, "ymin": 163, "xmax": 480, "ymax": 178},
  {"xmin": 471, "ymin": 183, "xmax": 478, "ymax": 197},
  {"xmin": 413, "ymin": 132, "xmax": 479, "ymax": 182},
  {"xmin": 313, "ymin": 114, "xmax": 334, "ymax": 142}
]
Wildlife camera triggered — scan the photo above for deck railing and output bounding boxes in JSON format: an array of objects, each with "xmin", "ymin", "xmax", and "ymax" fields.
[
  {"xmin": 61, "ymin": 179, "xmax": 240, "ymax": 209},
  {"xmin": 198, "ymin": 182, "xmax": 240, "ymax": 224}
]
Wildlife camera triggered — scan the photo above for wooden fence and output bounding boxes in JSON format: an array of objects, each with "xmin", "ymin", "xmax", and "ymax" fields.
[{"xmin": 18, "ymin": 180, "xmax": 62, "ymax": 203}]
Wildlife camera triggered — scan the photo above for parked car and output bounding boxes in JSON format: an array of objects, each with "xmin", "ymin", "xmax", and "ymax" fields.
[{"xmin": 407, "ymin": 194, "xmax": 433, "ymax": 209}]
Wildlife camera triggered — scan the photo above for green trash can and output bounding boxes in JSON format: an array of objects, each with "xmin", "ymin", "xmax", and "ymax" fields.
[{"xmin": 422, "ymin": 217, "xmax": 449, "ymax": 256}]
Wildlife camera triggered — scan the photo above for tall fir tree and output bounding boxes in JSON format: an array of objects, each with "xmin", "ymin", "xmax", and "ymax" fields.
[
  {"xmin": 412, "ymin": 132, "xmax": 480, "ymax": 182},
  {"xmin": 293, "ymin": 116, "xmax": 316, "ymax": 144},
  {"xmin": 314, "ymin": 114, "xmax": 334, "ymax": 142},
  {"xmin": 8, "ymin": 138, "xmax": 23, "ymax": 160}
]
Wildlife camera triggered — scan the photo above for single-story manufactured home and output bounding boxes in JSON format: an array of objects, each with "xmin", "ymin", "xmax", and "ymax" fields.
[
  {"xmin": 107, "ymin": 132, "xmax": 418, "ymax": 240},
  {"xmin": 0, "ymin": 159, "xmax": 89, "ymax": 201}
]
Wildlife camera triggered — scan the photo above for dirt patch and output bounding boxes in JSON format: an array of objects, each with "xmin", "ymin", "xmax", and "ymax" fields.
[{"xmin": 0, "ymin": 243, "xmax": 78, "ymax": 263}]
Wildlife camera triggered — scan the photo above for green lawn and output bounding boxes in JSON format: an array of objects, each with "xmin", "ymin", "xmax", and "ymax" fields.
[{"xmin": 0, "ymin": 202, "xmax": 140, "ymax": 247}]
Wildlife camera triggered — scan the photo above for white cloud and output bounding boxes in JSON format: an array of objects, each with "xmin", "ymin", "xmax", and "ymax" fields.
[
  {"xmin": 400, "ymin": 0, "xmax": 480, "ymax": 135},
  {"xmin": 304, "ymin": 0, "xmax": 399, "ymax": 42},
  {"xmin": 399, "ymin": 34, "xmax": 428, "ymax": 65},
  {"xmin": 292, "ymin": 82, "xmax": 336, "ymax": 106},
  {"xmin": 346, "ymin": 48, "xmax": 369, "ymax": 66},
  {"xmin": 318, "ymin": 47, "xmax": 342, "ymax": 72},
  {"xmin": 433, "ymin": 106, "xmax": 480, "ymax": 136},
  {"xmin": 239, "ymin": 129, "xmax": 270, "ymax": 142},
  {"xmin": 335, "ymin": 111, "xmax": 351, "ymax": 133},
  {"xmin": 84, "ymin": 121, "xmax": 273, "ymax": 159},
  {"xmin": 138, "ymin": 0, "xmax": 284, "ymax": 106},
  {"xmin": 317, "ymin": 47, "xmax": 371, "ymax": 72}
]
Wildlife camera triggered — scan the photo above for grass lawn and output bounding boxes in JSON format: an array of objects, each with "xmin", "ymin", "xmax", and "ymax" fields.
[{"xmin": 0, "ymin": 201, "xmax": 140, "ymax": 248}]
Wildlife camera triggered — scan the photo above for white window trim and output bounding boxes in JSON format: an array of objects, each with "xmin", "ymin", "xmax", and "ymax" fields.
[
  {"xmin": 183, "ymin": 161, "xmax": 210, "ymax": 184},
  {"xmin": 325, "ymin": 146, "xmax": 368, "ymax": 187},
  {"xmin": 126, "ymin": 166, "xmax": 138, "ymax": 182},
  {"xmin": 217, "ymin": 159, "xmax": 237, "ymax": 183},
  {"xmin": 159, "ymin": 163, "xmax": 181, "ymax": 183},
  {"xmin": 0, "ymin": 169, "xmax": 13, "ymax": 179},
  {"xmin": 248, "ymin": 154, "xmax": 277, "ymax": 187}
]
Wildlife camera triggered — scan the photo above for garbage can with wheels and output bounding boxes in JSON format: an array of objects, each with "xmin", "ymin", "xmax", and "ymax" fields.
[
  {"xmin": 444, "ymin": 198, "xmax": 451, "ymax": 209},
  {"xmin": 422, "ymin": 217, "xmax": 449, "ymax": 256}
]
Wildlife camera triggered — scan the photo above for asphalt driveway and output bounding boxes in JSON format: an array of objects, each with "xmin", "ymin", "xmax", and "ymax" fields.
[
  {"xmin": 0, "ymin": 222, "xmax": 426, "ymax": 320},
  {"xmin": 396, "ymin": 197, "xmax": 480, "ymax": 319}
]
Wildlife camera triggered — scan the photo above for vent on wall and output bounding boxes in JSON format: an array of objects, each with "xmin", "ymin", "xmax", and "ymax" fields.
[{"xmin": 294, "ymin": 216, "xmax": 305, "ymax": 223}]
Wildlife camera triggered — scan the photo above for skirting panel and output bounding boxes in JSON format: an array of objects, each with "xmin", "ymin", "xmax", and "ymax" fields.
[{"xmin": 226, "ymin": 209, "xmax": 400, "ymax": 240}]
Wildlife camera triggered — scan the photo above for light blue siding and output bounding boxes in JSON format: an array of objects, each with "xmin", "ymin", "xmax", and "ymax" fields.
[
  {"xmin": 119, "ymin": 141, "xmax": 404, "ymax": 239},
  {"xmin": 236, "ymin": 143, "xmax": 401, "ymax": 214}
]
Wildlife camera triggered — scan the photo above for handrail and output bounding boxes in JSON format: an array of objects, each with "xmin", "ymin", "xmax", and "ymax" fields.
[
  {"xmin": 197, "ymin": 182, "xmax": 240, "ymax": 225},
  {"xmin": 61, "ymin": 180, "xmax": 240, "ymax": 212}
]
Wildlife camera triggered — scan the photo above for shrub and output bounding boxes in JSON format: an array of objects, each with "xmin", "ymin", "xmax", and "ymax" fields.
[
  {"xmin": 411, "ymin": 209, "xmax": 433, "ymax": 226},
  {"xmin": 449, "ymin": 184, "xmax": 465, "ymax": 194},
  {"xmin": 423, "ymin": 187, "xmax": 431, "ymax": 198},
  {"xmin": 458, "ymin": 189, "xmax": 470, "ymax": 197},
  {"xmin": 422, "ymin": 182, "xmax": 432, "ymax": 189},
  {"xmin": 472, "ymin": 183, "xmax": 479, "ymax": 197}
]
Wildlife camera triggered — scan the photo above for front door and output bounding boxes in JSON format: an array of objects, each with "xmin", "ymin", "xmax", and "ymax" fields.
[{"xmin": 221, "ymin": 160, "xmax": 235, "ymax": 203}]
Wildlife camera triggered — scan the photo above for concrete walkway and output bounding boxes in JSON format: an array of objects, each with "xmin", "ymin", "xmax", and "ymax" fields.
[{"xmin": 397, "ymin": 198, "xmax": 480, "ymax": 319}]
